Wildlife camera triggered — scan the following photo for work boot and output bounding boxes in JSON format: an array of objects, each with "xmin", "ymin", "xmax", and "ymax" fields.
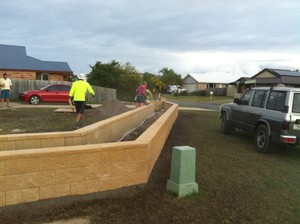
[{"xmin": 73, "ymin": 122, "xmax": 81, "ymax": 129}]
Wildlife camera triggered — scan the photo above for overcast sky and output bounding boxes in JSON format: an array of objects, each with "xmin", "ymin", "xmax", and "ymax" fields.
[{"xmin": 1, "ymin": 0, "xmax": 299, "ymax": 77}]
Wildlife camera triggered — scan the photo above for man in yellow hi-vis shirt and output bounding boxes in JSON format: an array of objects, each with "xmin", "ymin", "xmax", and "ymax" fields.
[{"xmin": 69, "ymin": 73, "xmax": 95, "ymax": 128}]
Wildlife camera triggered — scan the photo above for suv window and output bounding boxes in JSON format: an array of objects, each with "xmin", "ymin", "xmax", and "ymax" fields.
[
  {"xmin": 292, "ymin": 93, "xmax": 300, "ymax": 113},
  {"xmin": 251, "ymin": 90, "xmax": 267, "ymax": 108},
  {"xmin": 266, "ymin": 91, "xmax": 286, "ymax": 111},
  {"xmin": 240, "ymin": 90, "xmax": 253, "ymax": 105}
]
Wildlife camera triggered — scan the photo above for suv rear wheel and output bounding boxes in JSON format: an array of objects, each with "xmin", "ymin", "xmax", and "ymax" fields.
[{"xmin": 255, "ymin": 125, "xmax": 271, "ymax": 153}]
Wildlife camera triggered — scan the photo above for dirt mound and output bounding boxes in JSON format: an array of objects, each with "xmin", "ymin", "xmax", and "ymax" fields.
[{"xmin": 92, "ymin": 100, "xmax": 131, "ymax": 116}]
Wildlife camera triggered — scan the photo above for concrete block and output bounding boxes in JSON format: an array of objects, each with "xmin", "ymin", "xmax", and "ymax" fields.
[
  {"xmin": 15, "ymin": 139, "xmax": 41, "ymax": 150},
  {"xmin": 167, "ymin": 146, "xmax": 199, "ymax": 198},
  {"xmin": 70, "ymin": 152, "xmax": 99, "ymax": 168},
  {"xmin": 112, "ymin": 160, "xmax": 146, "ymax": 177},
  {"xmin": 99, "ymin": 149, "xmax": 125, "ymax": 164},
  {"xmin": 125, "ymin": 147, "xmax": 148, "ymax": 161},
  {"xmin": 41, "ymin": 137, "xmax": 64, "ymax": 148},
  {"xmin": 99, "ymin": 176, "xmax": 124, "ymax": 191},
  {"xmin": 0, "ymin": 161, "xmax": 4, "ymax": 176},
  {"xmin": 125, "ymin": 172, "xmax": 148, "ymax": 186},
  {"xmin": 0, "ymin": 141, "xmax": 15, "ymax": 151},
  {"xmin": 0, "ymin": 176, "xmax": 4, "ymax": 192},
  {"xmin": 56, "ymin": 167, "xmax": 85, "ymax": 184},
  {"xmin": 5, "ymin": 174, "xmax": 23, "ymax": 191},
  {"xmin": 97, "ymin": 164, "xmax": 112, "ymax": 178},
  {"xmin": 23, "ymin": 187, "xmax": 40, "ymax": 203},
  {"xmin": 6, "ymin": 190, "xmax": 23, "ymax": 206},
  {"xmin": 40, "ymin": 155, "xmax": 70, "ymax": 171},
  {"xmin": 6, "ymin": 158, "xmax": 40, "ymax": 175},
  {"xmin": 0, "ymin": 192, "xmax": 5, "ymax": 207},
  {"xmin": 85, "ymin": 165, "xmax": 100, "ymax": 180},
  {"xmin": 71, "ymin": 179, "xmax": 99, "ymax": 195},
  {"xmin": 85, "ymin": 164, "xmax": 111, "ymax": 180},
  {"xmin": 23, "ymin": 171, "xmax": 56, "ymax": 188},
  {"xmin": 40, "ymin": 183, "xmax": 70, "ymax": 200}
]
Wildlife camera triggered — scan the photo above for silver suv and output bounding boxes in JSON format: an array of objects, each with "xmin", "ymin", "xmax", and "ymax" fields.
[{"xmin": 220, "ymin": 86, "xmax": 300, "ymax": 153}]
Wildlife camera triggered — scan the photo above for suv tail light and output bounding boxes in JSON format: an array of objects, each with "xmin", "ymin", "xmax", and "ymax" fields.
[{"xmin": 281, "ymin": 136, "xmax": 297, "ymax": 144}]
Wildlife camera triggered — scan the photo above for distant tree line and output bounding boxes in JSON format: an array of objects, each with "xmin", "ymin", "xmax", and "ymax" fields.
[{"xmin": 87, "ymin": 60, "xmax": 184, "ymax": 101}]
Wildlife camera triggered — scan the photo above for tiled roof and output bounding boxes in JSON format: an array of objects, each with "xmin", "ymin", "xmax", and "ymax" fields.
[
  {"xmin": 267, "ymin": 68, "xmax": 300, "ymax": 77},
  {"xmin": 0, "ymin": 44, "xmax": 72, "ymax": 73}
]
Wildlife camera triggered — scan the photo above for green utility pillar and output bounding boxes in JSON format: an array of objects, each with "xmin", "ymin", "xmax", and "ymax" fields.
[{"xmin": 166, "ymin": 146, "xmax": 199, "ymax": 198}]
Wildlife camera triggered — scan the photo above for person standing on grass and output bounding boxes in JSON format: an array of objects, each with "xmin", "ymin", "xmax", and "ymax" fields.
[
  {"xmin": 69, "ymin": 73, "xmax": 95, "ymax": 129},
  {"xmin": 0, "ymin": 73, "xmax": 12, "ymax": 108},
  {"xmin": 135, "ymin": 81, "xmax": 147, "ymax": 108}
]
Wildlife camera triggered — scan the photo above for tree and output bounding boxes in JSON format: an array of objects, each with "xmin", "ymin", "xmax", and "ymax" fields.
[
  {"xmin": 159, "ymin": 67, "xmax": 183, "ymax": 92},
  {"xmin": 142, "ymin": 72, "xmax": 156, "ymax": 91},
  {"xmin": 88, "ymin": 60, "xmax": 141, "ymax": 101},
  {"xmin": 88, "ymin": 60, "xmax": 122, "ymax": 88}
]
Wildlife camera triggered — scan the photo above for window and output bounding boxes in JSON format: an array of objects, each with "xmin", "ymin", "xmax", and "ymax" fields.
[
  {"xmin": 292, "ymin": 93, "xmax": 300, "ymax": 113},
  {"xmin": 240, "ymin": 90, "xmax": 253, "ymax": 105},
  {"xmin": 36, "ymin": 73, "xmax": 49, "ymax": 81},
  {"xmin": 46, "ymin": 85, "xmax": 60, "ymax": 91},
  {"xmin": 61, "ymin": 85, "xmax": 71, "ymax": 91},
  {"xmin": 266, "ymin": 91, "xmax": 286, "ymax": 111},
  {"xmin": 251, "ymin": 90, "xmax": 267, "ymax": 108}
]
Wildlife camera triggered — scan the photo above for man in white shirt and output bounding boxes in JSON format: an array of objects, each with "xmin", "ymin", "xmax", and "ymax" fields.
[{"xmin": 0, "ymin": 73, "xmax": 12, "ymax": 107}]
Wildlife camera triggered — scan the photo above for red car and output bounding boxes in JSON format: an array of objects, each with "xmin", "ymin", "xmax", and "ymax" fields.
[{"xmin": 18, "ymin": 84, "xmax": 71, "ymax": 105}]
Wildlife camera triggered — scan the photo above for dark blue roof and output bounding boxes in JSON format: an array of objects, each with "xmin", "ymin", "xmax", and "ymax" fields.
[
  {"xmin": 0, "ymin": 44, "xmax": 72, "ymax": 73},
  {"xmin": 269, "ymin": 68, "xmax": 300, "ymax": 77}
]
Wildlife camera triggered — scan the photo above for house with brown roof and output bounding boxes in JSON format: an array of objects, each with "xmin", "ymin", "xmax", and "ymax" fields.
[
  {"xmin": 0, "ymin": 44, "xmax": 73, "ymax": 81},
  {"xmin": 250, "ymin": 68, "xmax": 300, "ymax": 87},
  {"xmin": 231, "ymin": 68, "xmax": 300, "ymax": 93}
]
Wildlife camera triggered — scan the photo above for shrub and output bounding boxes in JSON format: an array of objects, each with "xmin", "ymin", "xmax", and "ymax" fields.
[{"xmin": 190, "ymin": 90, "xmax": 206, "ymax": 96}]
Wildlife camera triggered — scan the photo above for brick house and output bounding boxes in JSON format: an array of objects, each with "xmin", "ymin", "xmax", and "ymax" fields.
[
  {"xmin": 0, "ymin": 44, "xmax": 73, "ymax": 81},
  {"xmin": 231, "ymin": 68, "xmax": 300, "ymax": 92}
]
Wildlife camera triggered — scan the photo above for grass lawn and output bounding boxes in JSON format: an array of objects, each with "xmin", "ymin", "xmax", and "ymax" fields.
[
  {"xmin": 171, "ymin": 111, "xmax": 300, "ymax": 223},
  {"xmin": 2, "ymin": 110, "xmax": 300, "ymax": 223}
]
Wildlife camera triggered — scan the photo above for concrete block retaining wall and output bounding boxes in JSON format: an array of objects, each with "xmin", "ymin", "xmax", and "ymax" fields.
[
  {"xmin": 0, "ymin": 101, "xmax": 178, "ymax": 208},
  {"xmin": 0, "ymin": 103, "xmax": 156, "ymax": 151}
]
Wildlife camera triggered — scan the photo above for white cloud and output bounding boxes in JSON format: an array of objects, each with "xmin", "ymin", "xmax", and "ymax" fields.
[{"xmin": 0, "ymin": 0, "xmax": 299, "ymax": 76}]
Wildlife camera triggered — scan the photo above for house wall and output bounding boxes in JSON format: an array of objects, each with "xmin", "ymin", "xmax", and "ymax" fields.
[
  {"xmin": 197, "ymin": 83, "xmax": 207, "ymax": 90},
  {"xmin": 183, "ymin": 76, "xmax": 198, "ymax": 92},
  {"xmin": 227, "ymin": 86, "xmax": 238, "ymax": 97},
  {"xmin": 256, "ymin": 71, "xmax": 276, "ymax": 78},
  {"xmin": 0, "ymin": 71, "xmax": 35, "ymax": 80},
  {"xmin": 214, "ymin": 84, "xmax": 228, "ymax": 88},
  {"xmin": 48, "ymin": 74, "xmax": 65, "ymax": 81},
  {"xmin": 0, "ymin": 71, "xmax": 68, "ymax": 81}
]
